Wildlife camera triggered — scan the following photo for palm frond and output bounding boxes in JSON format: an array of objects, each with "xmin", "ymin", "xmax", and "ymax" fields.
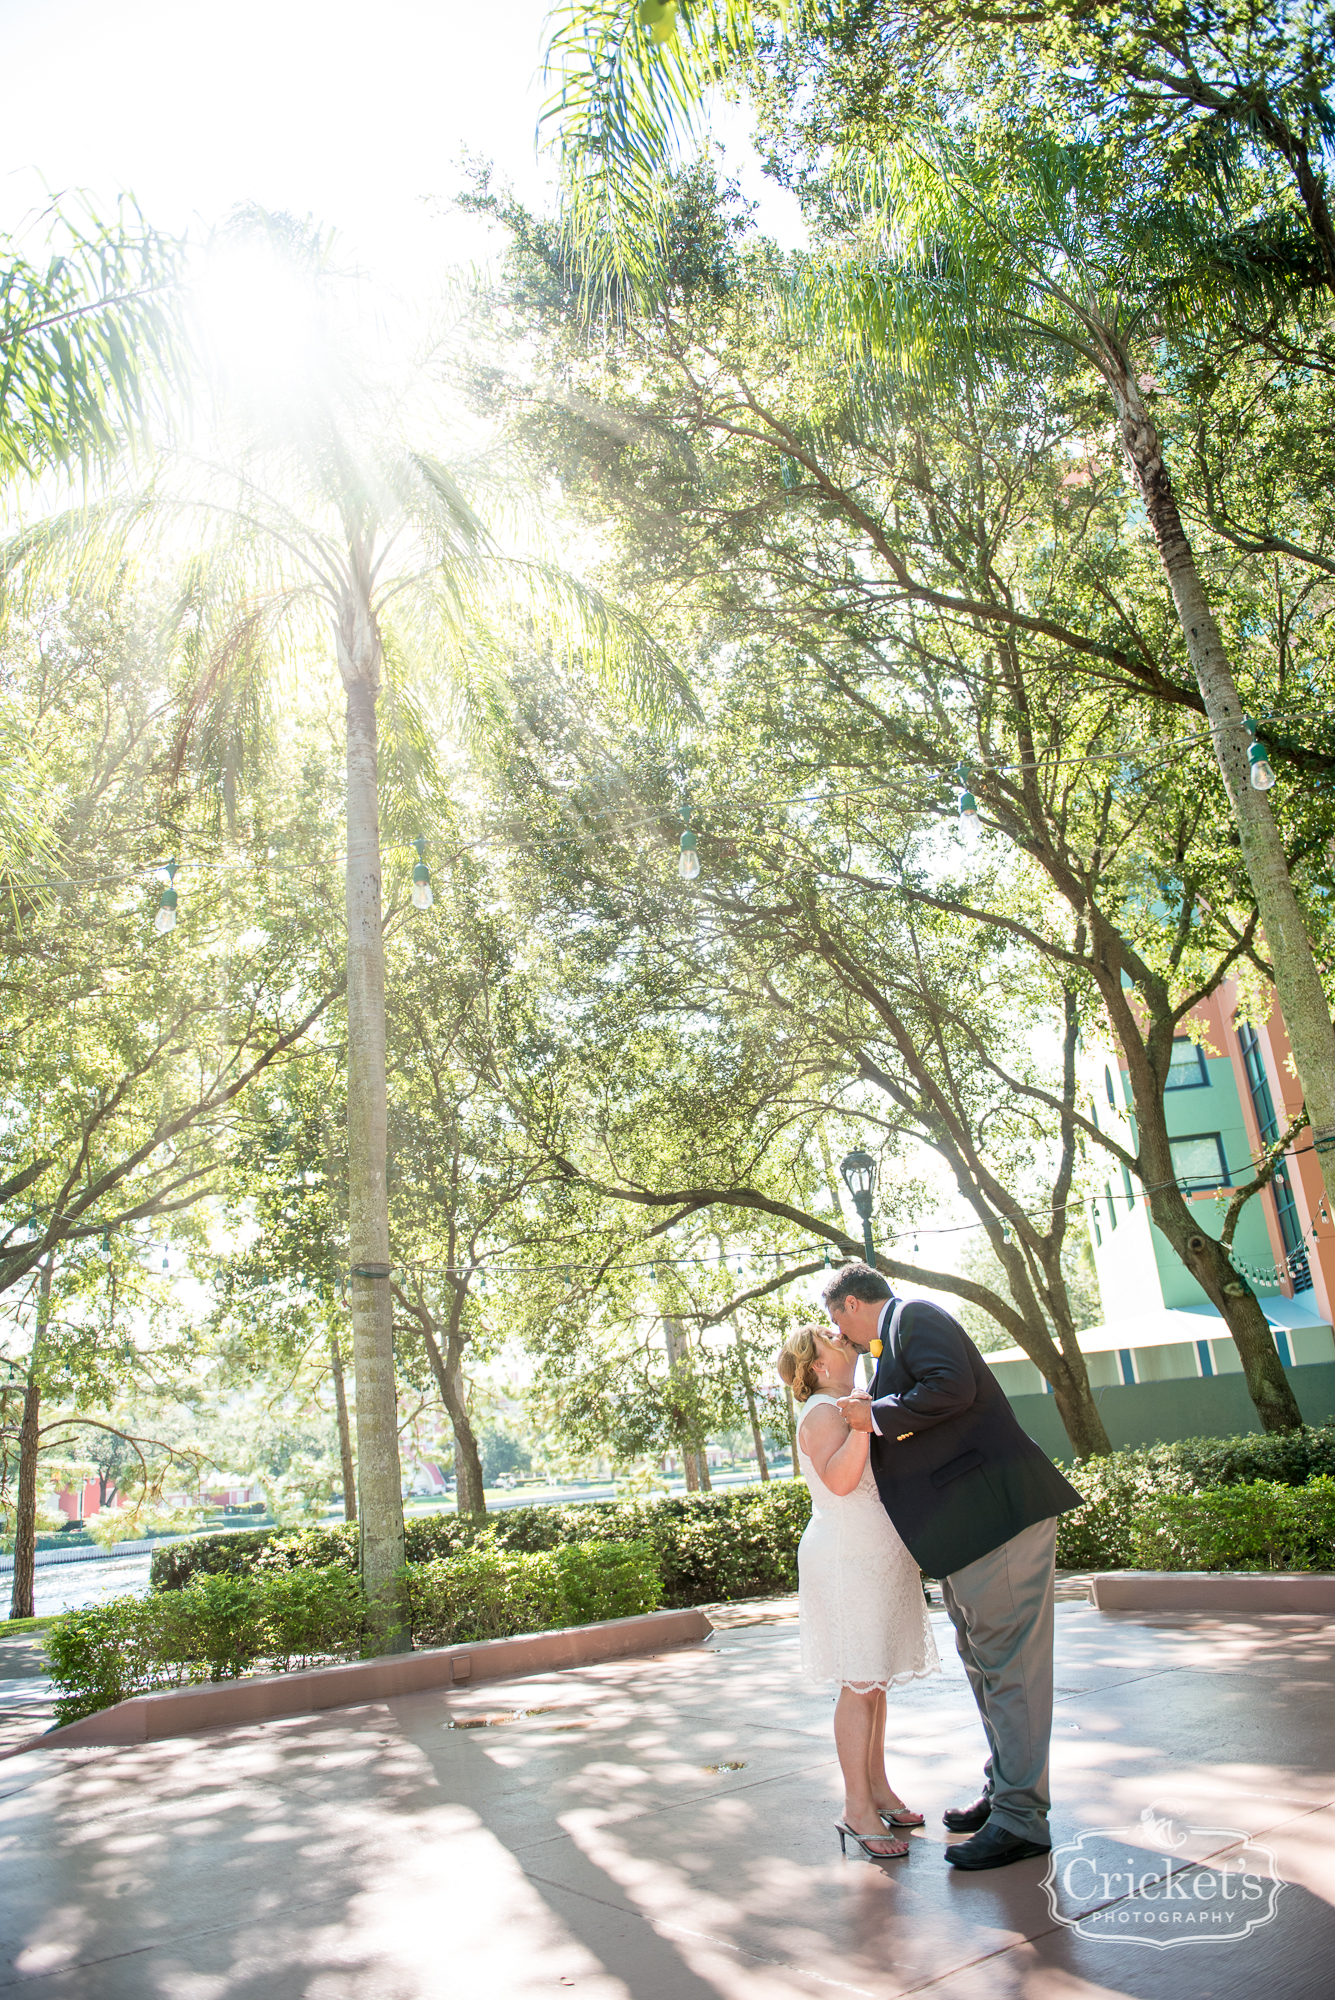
[
  {"xmin": 0, "ymin": 194, "xmax": 191, "ymax": 481},
  {"xmin": 540, "ymin": 0, "xmax": 770, "ymax": 301}
]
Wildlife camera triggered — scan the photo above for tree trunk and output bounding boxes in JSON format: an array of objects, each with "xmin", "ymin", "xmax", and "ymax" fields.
[
  {"xmin": 663, "ymin": 1314, "xmax": 711, "ymax": 1491},
  {"xmin": 9, "ymin": 1377, "xmax": 41, "ymax": 1622},
  {"xmin": 9, "ymin": 1258, "xmax": 52, "ymax": 1622},
  {"xmin": 1105, "ymin": 352, "xmax": 1335, "ymax": 1211},
  {"xmin": 328, "ymin": 1330, "xmax": 357, "ymax": 1524},
  {"xmin": 1141, "ymin": 1164, "xmax": 1303, "ymax": 1434},
  {"xmin": 735, "ymin": 1338, "xmax": 769, "ymax": 1480},
  {"xmin": 985, "ymin": 1238, "xmax": 1112, "ymax": 1458},
  {"xmin": 344, "ymin": 671, "xmax": 406, "ymax": 1649},
  {"xmin": 421, "ymin": 1317, "xmax": 487, "ymax": 1517}
]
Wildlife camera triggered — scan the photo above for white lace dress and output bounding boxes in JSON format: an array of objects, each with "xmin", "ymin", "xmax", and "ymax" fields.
[{"xmin": 796, "ymin": 1393, "xmax": 941, "ymax": 1693}]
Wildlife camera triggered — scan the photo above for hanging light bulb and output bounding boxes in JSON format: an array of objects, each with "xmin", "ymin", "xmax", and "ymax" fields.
[
  {"xmin": 155, "ymin": 858, "xmax": 179, "ymax": 935},
  {"xmin": 954, "ymin": 765, "xmax": 981, "ymax": 846},
  {"xmin": 411, "ymin": 837, "xmax": 433, "ymax": 911},
  {"xmin": 161, "ymin": 1248, "xmax": 169, "ymax": 1273},
  {"xmin": 1248, "ymin": 740, "xmax": 1276, "ymax": 791},
  {"xmin": 101, "ymin": 1231, "xmax": 111, "ymax": 1255},
  {"xmin": 1243, "ymin": 715, "xmax": 1277, "ymax": 791},
  {"xmin": 678, "ymin": 826, "xmax": 700, "ymax": 881}
]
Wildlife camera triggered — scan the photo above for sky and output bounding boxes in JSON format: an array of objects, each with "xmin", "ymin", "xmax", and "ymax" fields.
[{"xmin": 3, "ymin": 0, "xmax": 804, "ymax": 291}]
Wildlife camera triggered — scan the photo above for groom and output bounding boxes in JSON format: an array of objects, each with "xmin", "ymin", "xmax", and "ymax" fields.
[{"xmin": 825, "ymin": 1262, "xmax": 1082, "ymax": 1872}]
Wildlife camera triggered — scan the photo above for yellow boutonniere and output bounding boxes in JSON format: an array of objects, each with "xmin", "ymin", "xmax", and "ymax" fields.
[{"xmin": 870, "ymin": 1338, "xmax": 883, "ymax": 1357}]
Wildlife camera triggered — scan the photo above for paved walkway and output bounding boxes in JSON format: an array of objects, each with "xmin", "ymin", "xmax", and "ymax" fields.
[{"xmin": 1, "ymin": 1599, "xmax": 1332, "ymax": 1997}]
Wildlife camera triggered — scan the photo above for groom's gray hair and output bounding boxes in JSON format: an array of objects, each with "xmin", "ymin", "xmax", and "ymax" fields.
[{"xmin": 821, "ymin": 1261, "xmax": 892, "ymax": 1311}]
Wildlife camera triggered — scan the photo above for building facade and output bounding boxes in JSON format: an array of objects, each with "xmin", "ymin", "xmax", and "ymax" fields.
[{"xmin": 987, "ymin": 977, "xmax": 1335, "ymax": 1456}]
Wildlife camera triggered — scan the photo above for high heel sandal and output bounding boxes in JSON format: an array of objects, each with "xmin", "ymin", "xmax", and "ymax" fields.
[
  {"xmin": 836, "ymin": 1821, "xmax": 911, "ymax": 1860},
  {"xmin": 879, "ymin": 1806, "xmax": 925, "ymax": 1828}
]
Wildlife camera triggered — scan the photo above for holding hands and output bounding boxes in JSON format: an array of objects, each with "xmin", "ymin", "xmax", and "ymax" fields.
[{"xmin": 837, "ymin": 1392, "xmax": 874, "ymax": 1434}]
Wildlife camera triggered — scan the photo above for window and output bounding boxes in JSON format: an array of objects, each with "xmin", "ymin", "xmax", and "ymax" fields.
[
  {"xmin": 1120, "ymin": 1163, "xmax": 1136, "ymax": 1208},
  {"xmin": 1104, "ymin": 1180, "xmax": 1117, "ymax": 1229},
  {"xmin": 1170, "ymin": 1132, "xmax": 1230, "ymax": 1191},
  {"xmin": 1195, "ymin": 1339, "xmax": 1214, "ymax": 1378},
  {"xmin": 1117, "ymin": 1348, "xmax": 1136, "ymax": 1385},
  {"xmin": 1165, "ymin": 1037, "xmax": 1209, "ymax": 1089},
  {"xmin": 1105, "ymin": 1064, "xmax": 1116, "ymax": 1108},
  {"xmin": 1092, "ymin": 1205, "xmax": 1102, "ymax": 1247}
]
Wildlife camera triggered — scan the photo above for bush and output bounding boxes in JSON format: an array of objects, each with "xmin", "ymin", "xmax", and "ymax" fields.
[
  {"xmin": 47, "ymin": 1542, "xmax": 659, "ymax": 1724},
  {"xmin": 1055, "ymin": 1421, "xmax": 1335, "ymax": 1571},
  {"xmin": 152, "ymin": 1480, "xmax": 812, "ymax": 1606},
  {"xmin": 45, "ymin": 1565, "xmax": 364, "ymax": 1725},
  {"xmin": 149, "ymin": 1527, "xmax": 284, "ymax": 1590},
  {"xmin": 404, "ymin": 1540, "xmax": 658, "ymax": 1649},
  {"xmin": 1128, "ymin": 1477, "xmax": 1335, "ymax": 1572}
]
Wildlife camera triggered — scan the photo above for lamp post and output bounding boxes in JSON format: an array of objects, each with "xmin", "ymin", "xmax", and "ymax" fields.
[{"xmin": 840, "ymin": 1149, "xmax": 878, "ymax": 1267}]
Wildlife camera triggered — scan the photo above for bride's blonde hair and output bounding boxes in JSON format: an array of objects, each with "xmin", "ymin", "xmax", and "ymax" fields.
[{"xmin": 776, "ymin": 1325, "xmax": 829, "ymax": 1403}]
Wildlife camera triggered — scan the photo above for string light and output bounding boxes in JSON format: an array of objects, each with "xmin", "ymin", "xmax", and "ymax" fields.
[
  {"xmin": 678, "ymin": 816, "xmax": 700, "ymax": 882},
  {"xmin": 955, "ymin": 765, "xmax": 981, "ymax": 847},
  {"xmin": 154, "ymin": 859, "xmax": 179, "ymax": 935},
  {"xmin": 411, "ymin": 838, "xmax": 433, "ymax": 911},
  {"xmin": 1244, "ymin": 716, "xmax": 1276, "ymax": 791}
]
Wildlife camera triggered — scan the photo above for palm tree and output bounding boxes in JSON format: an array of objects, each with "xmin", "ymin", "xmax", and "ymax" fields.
[
  {"xmin": 157, "ymin": 216, "xmax": 688, "ymax": 1645},
  {"xmin": 2, "ymin": 197, "xmax": 190, "ymax": 885},
  {"xmin": 541, "ymin": 10, "xmax": 1335, "ymax": 1216}
]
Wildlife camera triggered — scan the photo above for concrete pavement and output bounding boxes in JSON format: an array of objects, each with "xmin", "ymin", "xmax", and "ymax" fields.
[{"xmin": 1, "ymin": 1597, "xmax": 1333, "ymax": 1997}]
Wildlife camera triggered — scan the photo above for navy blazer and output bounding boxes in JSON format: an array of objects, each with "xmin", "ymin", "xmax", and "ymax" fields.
[{"xmin": 866, "ymin": 1296, "xmax": 1082, "ymax": 1578}]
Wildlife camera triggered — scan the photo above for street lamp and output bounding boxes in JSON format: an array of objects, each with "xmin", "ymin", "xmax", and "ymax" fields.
[{"xmin": 839, "ymin": 1149, "xmax": 878, "ymax": 1266}]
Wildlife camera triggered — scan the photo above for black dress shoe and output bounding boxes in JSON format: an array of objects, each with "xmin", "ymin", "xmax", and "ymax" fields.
[
  {"xmin": 945, "ymin": 1822, "xmax": 1051, "ymax": 1871},
  {"xmin": 942, "ymin": 1795, "xmax": 991, "ymax": 1833}
]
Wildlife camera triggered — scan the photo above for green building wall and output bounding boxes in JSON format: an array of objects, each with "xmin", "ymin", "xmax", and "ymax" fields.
[
  {"xmin": 1093, "ymin": 1050, "xmax": 1284, "ymax": 1319},
  {"xmin": 1008, "ymin": 1363, "xmax": 1335, "ymax": 1461}
]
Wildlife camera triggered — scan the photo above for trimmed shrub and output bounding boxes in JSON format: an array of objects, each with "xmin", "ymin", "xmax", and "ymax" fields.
[
  {"xmin": 1128, "ymin": 1477, "xmax": 1335, "ymax": 1572},
  {"xmin": 404, "ymin": 1539, "xmax": 658, "ymax": 1650},
  {"xmin": 151, "ymin": 1481, "xmax": 812, "ymax": 1605},
  {"xmin": 150, "ymin": 1527, "xmax": 284, "ymax": 1590},
  {"xmin": 47, "ymin": 1543, "xmax": 658, "ymax": 1724},
  {"xmin": 45, "ymin": 1565, "xmax": 364, "ymax": 1725},
  {"xmin": 1055, "ymin": 1422, "xmax": 1335, "ymax": 1571}
]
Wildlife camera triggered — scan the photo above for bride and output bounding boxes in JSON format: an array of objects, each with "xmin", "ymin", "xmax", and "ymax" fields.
[{"xmin": 778, "ymin": 1324, "xmax": 940, "ymax": 1859}]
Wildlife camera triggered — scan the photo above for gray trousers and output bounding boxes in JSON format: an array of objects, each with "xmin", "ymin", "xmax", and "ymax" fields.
[{"xmin": 940, "ymin": 1516, "xmax": 1057, "ymax": 1843}]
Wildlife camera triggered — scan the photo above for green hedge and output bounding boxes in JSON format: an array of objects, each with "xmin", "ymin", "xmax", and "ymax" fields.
[
  {"xmin": 46, "ymin": 1541, "xmax": 664, "ymax": 1726},
  {"xmin": 150, "ymin": 1482, "xmax": 812, "ymax": 1605},
  {"xmin": 45, "ymin": 1566, "xmax": 364, "ymax": 1725},
  {"xmin": 406, "ymin": 1540, "xmax": 659, "ymax": 1649},
  {"xmin": 1128, "ymin": 1477, "xmax": 1335, "ymax": 1571},
  {"xmin": 1055, "ymin": 1421, "xmax": 1335, "ymax": 1570},
  {"xmin": 149, "ymin": 1430, "xmax": 1335, "ymax": 1597}
]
